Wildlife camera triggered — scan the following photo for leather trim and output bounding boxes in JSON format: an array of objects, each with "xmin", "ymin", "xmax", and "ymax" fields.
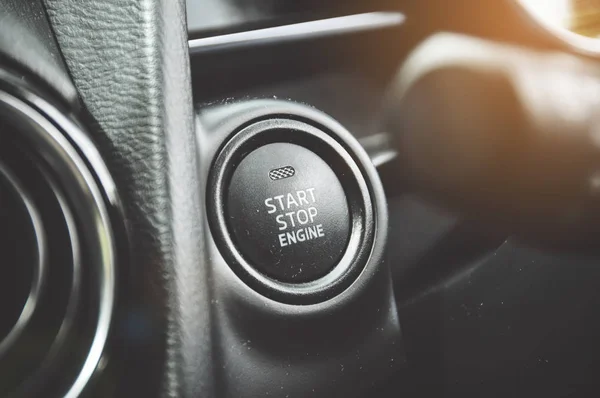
[
  {"xmin": 0, "ymin": 0, "xmax": 78, "ymax": 106},
  {"xmin": 43, "ymin": 0, "xmax": 214, "ymax": 396}
]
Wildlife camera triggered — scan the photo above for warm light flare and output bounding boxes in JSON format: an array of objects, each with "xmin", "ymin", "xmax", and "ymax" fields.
[
  {"xmin": 518, "ymin": 0, "xmax": 600, "ymax": 38},
  {"xmin": 519, "ymin": 0, "xmax": 572, "ymax": 28}
]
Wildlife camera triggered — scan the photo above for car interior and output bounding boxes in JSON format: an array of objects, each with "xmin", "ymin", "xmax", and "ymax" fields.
[{"xmin": 2, "ymin": 0, "xmax": 600, "ymax": 397}]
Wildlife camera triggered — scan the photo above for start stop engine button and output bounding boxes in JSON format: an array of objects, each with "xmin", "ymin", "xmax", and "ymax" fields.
[{"xmin": 226, "ymin": 143, "xmax": 350, "ymax": 283}]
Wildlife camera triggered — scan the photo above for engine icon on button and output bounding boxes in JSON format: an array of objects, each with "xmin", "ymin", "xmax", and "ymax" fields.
[{"xmin": 269, "ymin": 166, "xmax": 295, "ymax": 181}]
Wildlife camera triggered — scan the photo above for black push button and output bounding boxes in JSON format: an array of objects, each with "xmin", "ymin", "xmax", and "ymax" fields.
[{"xmin": 226, "ymin": 143, "xmax": 350, "ymax": 283}]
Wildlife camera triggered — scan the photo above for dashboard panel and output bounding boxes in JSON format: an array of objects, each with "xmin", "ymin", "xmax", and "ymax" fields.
[
  {"xmin": 187, "ymin": 2, "xmax": 600, "ymax": 397},
  {"xmin": 186, "ymin": 0, "xmax": 400, "ymax": 38},
  {"xmin": 1, "ymin": 0, "xmax": 600, "ymax": 397}
]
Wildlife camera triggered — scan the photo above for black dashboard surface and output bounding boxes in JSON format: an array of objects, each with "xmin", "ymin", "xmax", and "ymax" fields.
[
  {"xmin": 189, "ymin": 2, "xmax": 600, "ymax": 396},
  {"xmin": 1, "ymin": 0, "xmax": 600, "ymax": 396}
]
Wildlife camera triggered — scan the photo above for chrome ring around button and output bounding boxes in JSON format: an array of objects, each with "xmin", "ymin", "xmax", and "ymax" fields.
[{"xmin": 208, "ymin": 118, "xmax": 375, "ymax": 304}]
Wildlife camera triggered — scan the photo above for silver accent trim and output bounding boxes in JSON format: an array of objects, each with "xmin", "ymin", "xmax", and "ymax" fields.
[
  {"xmin": 31, "ymin": 167, "xmax": 83, "ymax": 393},
  {"xmin": 0, "ymin": 162, "xmax": 47, "ymax": 359},
  {"xmin": 360, "ymin": 132, "xmax": 398, "ymax": 168},
  {"xmin": 0, "ymin": 91, "xmax": 116, "ymax": 398},
  {"xmin": 189, "ymin": 12, "xmax": 405, "ymax": 54}
]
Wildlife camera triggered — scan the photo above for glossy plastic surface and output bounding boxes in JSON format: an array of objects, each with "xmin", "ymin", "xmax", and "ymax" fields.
[{"xmin": 226, "ymin": 142, "xmax": 350, "ymax": 283}]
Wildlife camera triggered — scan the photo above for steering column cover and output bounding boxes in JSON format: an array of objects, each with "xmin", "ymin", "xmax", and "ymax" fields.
[{"xmin": 43, "ymin": 0, "xmax": 213, "ymax": 396}]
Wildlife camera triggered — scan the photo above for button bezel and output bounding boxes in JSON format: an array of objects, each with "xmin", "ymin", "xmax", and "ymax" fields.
[{"xmin": 208, "ymin": 118, "xmax": 374, "ymax": 304}]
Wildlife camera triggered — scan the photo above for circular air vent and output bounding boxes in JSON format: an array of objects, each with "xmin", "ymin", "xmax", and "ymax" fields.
[{"xmin": 0, "ymin": 68, "xmax": 122, "ymax": 397}]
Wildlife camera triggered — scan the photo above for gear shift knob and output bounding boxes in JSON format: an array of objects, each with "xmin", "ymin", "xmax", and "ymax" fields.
[{"xmin": 385, "ymin": 33, "xmax": 600, "ymax": 242}]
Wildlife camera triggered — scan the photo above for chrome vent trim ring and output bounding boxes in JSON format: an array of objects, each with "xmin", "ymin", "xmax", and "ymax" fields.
[{"xmin": 0, "ymin": 69, "xmax": 122, "ymax": 397}]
